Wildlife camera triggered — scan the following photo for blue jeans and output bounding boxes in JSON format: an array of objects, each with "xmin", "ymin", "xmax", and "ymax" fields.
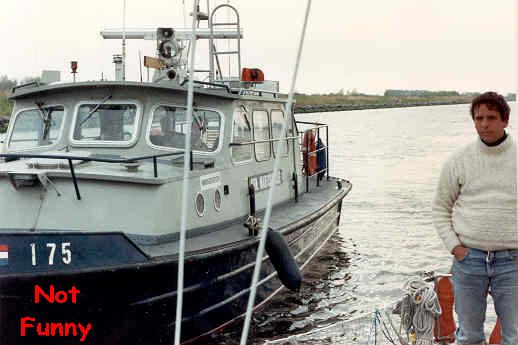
[{"xmin": 452, "ymin": 248, "xmax": 518, "ymax": 345}]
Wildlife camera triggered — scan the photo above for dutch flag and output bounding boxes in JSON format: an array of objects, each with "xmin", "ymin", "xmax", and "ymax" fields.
[{"xmin": 0, "ymin": 245, "xmax": 8, "ymax": 266}]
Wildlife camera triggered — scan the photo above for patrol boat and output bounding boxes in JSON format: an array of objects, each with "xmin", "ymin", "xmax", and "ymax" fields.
[{"xmin": 0, "ymin": 3, "xmax": 351, "ymax": 344}]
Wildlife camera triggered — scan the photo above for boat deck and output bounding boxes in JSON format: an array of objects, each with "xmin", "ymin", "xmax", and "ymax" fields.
[{"xmin": 139, "ymin": 177, "xmax": 351, "ymax": 258}]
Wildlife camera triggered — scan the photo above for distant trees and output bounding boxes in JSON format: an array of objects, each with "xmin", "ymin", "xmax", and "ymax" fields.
[
  {"xmin": 384, "ymin": 89, "xmax": 460, "ymax": 97},
  {"xmin": 0, "ymin": 76, "xmax": 15, "ymax": 118},
  {"xmin": 0, "ymin": 75, "xmax": 16, "ymax": 91},
  {"xmin": 0, "ymin": 75, "xmax": 41, "ymax": 119},
  {"xmin": 0, "ymin": 75, "xmax": 41, "ymax": 91}
]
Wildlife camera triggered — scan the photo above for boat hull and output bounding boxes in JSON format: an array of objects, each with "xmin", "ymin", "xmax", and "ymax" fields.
[{"xmin": 0, "ymin": 192, "xmax": 344, "ymax": 345}]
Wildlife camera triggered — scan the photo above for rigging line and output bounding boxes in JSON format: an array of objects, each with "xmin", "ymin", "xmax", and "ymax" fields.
[
  {"xmin": 173, "ymin": 1, "xmax": 199, "ymax": 345},
  {"xmin": 227, "ymin": 0, "xmax": 230, "ymax": 76},
  {"xmin": 238, "ymin": 1, "xmax": 313, "ymax": 344},
  {"xmin": 122, "ymin": 0, "xmax": 126, "ymax": 81},
  {"xmin": 182, "ymin": 0, "xmax": 187, "ymax": 27}
]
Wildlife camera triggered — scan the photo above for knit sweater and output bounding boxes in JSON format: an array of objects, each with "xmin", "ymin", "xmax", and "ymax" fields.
[{"xmin": 432, "ymin": 135, "xmax": 517, "ymax": 253}]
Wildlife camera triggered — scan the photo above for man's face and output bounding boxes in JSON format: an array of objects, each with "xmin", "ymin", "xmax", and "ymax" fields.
[{"xmin": 473, "ymin": 103, "xmax": 508, "ymax": 143}]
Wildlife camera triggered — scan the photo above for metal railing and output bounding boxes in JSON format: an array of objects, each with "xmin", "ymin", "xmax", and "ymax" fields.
[
  {"xmin": 228, "ymin": 135, "xmax": 299, "ymax": 146},
  {"xmin": 179, "ymin": 79, "xmax": 231, "ymax": 93},
  {"xmin": 296, "ymin": 121, "xmax": 329, "ymax": 192},
  {"xmin": 0, "ymin": 151, "xmax": 187, "ymax": 200},
  {"xmin": 236, "ymin": 88, "xmax": 281, "ymax": 98}
]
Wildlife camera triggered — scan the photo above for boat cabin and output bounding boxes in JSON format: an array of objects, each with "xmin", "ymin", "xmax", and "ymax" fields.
[{"xmin": 0, "ymin": 81, "xmax": 307, "ymax": 243}]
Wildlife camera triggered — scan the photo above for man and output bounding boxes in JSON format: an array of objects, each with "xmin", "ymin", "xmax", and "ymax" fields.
[{"xmin": 432, "ymin": 91, "xmax": 518, "ymax": 345}]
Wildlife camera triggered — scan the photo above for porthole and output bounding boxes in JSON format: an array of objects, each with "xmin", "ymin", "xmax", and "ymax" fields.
[
  {"xmin": 214, "ymin": 189, "xmax": 222, "ymax": 212},
  {"xmin": 195, "ymin": 192, "xmax": 205, "ymax": 217}
]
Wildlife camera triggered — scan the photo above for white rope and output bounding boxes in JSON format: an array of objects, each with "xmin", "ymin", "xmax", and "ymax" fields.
[
  {"xmin": 398, "ymin": 278, "xmax": 441, "ymax": 345},
  {"xmin": 173, "ymin": 1, "xmax": 199, "ymax": 344},
  {"xmin": 239, "ymin": 1, "xmax": 312, "ymax": 344},
  {"xmin": 182, "ymin": 0, "xmax": 187, "ymax": 27},
  {"xmin": 122, "ymin": 0, "xmax": 126, "ymax": 81}
]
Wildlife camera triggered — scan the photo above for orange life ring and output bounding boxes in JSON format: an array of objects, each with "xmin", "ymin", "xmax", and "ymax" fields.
[
  {"xmin": 241, "ymin": 68, "xmax": 265, "ymax": 82},
  {"xmin": 302, "ymin": 131, "xmax": 317, "ymax": 176},
  {"xmin": 434, "ymin": 276, "xmax": 456, "ymax": 343}
]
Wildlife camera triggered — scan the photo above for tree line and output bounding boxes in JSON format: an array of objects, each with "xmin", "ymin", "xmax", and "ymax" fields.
[{"xmin": 1, "ymin": 75, "xmax": 42, "ymax": 132}]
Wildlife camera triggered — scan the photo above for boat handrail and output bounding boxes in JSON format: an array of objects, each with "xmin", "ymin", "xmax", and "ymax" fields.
[
  {"xmin": 236, "ymin": 88, "xmax": 281, "ymax": 98},
  {"xmin": 296, "ymin": 120, "xmax": 327, "ymax": 127},
  {"xmin": 296, "ymin": 125, "xmax": 328, "ymax": 133},
  {"xmin": 0, "ymin": 151, "xmax": 183, "ymax": 165},
  {"xmin": 229, "ymin": 135, "xmax": 298, "ymax": 146},
  {"xmin": 11, "ymin": 80, "xmax": 41, "ymax": 93},
  {"xmin": 0, "ymin": 151, "xmax": 186, "ymax": 200},
  {"xmin": 296, "ymin": 121, "xmax": 330, "ymax": 191},
  {"xmin": 180, "ymin": 79, "xmax": 231, "ymax": 93}
]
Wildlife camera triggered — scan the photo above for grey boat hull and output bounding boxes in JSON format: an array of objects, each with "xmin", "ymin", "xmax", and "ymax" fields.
[{"xmin": 0, "ymin": 178, "xmax": 350, "ymax": 344}]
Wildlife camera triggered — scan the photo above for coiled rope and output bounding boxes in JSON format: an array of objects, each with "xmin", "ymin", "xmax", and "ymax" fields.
[{"xmin": 396, "ymin": 278, "xmax": 441, "ymax": 345}]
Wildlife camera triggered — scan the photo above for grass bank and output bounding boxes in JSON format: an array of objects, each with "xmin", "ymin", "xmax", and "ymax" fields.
[{"xmin": 293, "ymin": 94, "xmax": 475, "ymax": 113}]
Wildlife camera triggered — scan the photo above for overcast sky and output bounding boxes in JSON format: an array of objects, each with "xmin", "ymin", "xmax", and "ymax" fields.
[{"xmin": 0, "ymin": 0, "xmax": 515, "ymax": 95}]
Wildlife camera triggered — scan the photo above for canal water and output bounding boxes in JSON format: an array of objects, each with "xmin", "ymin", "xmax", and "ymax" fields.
[{"xmin": 212, "ymin": 103, "xmax": 517, "ymax": 344}]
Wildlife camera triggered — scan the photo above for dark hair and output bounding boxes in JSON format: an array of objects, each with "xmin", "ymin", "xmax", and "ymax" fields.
[{"xmin": 470, "ymin": 91, "xmax": 510, "ymax": 121}]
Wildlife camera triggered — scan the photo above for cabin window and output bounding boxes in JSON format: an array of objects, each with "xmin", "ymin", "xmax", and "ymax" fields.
[
  {"xmin": 252, "ymin": 110, "xmax": 271, "ymax": 161},
  {"xmin": 9, "ymin": 106, "xmax": 64, "ymax": 150},
  {"xmin": 149, "ymin": 106, "xmax": 221, "ymax": 152},
  {"xmin": 270, "ymin": 110, "xmax": 289, "ymax": 157},
  {"xmin": 231, "ymin": 110, "xmax": 252, "ymax": 163},
  {"xmin": 73, "ymin": 104, "xmax": 138, "ymax": 143}
]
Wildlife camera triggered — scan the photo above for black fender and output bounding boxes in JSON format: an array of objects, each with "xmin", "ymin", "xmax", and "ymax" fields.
[{"xmin": 265, "ymin": 230, "xmax": 302, "ymax": 291}]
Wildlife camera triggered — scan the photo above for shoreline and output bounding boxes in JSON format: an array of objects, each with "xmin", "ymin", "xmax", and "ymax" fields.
[
  {"xmin": 0, "ymin": 101, "xmax": 471, "ymax": 134},
  {"xmin": 294, "ymin": 100, "xmax": 471, "ymax": 114}
]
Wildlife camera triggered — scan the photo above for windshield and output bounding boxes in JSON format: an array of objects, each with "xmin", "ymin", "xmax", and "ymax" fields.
[
  {"xmin": 149, "ymin": 106, "xmax": 221, "ymax": 152},
  {"xmin": 9, "ymin": 106, "xmax": 64, "ymax": 150},
  {"xmin": 73, "ymin": 104, "xmax": 137, "ymax": 143}
]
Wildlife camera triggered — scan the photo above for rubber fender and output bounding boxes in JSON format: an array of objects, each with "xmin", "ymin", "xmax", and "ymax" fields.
[
  {"xmin": 265, "ymin": 230, "xmax": 302, "ymax": 291},
  {"xmin": 434, "ymin": 276, "xmax": 456, "ymax": 343},
  {"xmin": 489, "ymin": 317, "xmax": 501, "ymax": 345}
]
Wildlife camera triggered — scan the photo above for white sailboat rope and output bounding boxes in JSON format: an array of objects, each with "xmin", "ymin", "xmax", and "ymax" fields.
[
  {"xmin": 239, "ymin": 1, "xmax": 313, "ymax": 344},
  {"xmin": 122, "ymin": 0, "xmax": 127, "ymax": 81},
  {"xmin": 174, "ymin": 0, "xmax": 200, "ymax": 344},
  {"xmin": 398, "ymin": 278, "xmax": 442, "ymax": 345}
]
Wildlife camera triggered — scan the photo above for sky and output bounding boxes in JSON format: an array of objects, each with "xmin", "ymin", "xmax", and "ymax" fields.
[{"xmin": 0, "ymin": 0, "xmax": 515, "ymax": 95}]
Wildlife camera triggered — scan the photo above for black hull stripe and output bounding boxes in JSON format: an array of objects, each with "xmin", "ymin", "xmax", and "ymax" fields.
[
  {"xmin": 131, "ymin": 206, "xmax": 339, "ymax": 308},
  {"xmin": 176, "ymin": 213, "xmax": 339, "ymax": 323},
  {"xmin": 129, "ymin": 189, "xmax": 347, "ymax": 305},
  {"xmin": 184, "ymin": 224, "xmax": 340, "ymax": 343},
  {"xmin": 0, "ymin": 180, "xmax": 350, "ymax": 281}
]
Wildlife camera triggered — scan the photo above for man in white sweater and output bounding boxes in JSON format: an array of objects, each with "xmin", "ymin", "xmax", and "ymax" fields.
[{"xmin": 432, "ymin": 91, "xmax": 517, "ymax": 345}]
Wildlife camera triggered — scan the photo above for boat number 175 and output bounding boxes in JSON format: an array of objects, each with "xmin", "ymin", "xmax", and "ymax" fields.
[{"xmin": 30, "ymin": 243, "xmax": 72, "ymax": 266}]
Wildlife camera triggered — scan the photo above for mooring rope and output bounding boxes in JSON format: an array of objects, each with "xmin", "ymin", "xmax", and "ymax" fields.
[
  {"xmin": 174, "ymin": 1, "xmax": 200, "ymax": 344},
  {"xmin": 397, "ymin": 278, "xmax": 441, "ymax": 345},
  {"xmin": 239, "ymin": 1, "xmax": 313, "ymax": 344}
]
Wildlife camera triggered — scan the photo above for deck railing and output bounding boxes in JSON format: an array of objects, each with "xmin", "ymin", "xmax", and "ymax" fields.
[
  {"xmin": 296, "ymin": 120, "xmax": 329, "ymax": 192},
  {"xmin": 0, "ymin": 151, "xmax": 186, "ymax": 200}
]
